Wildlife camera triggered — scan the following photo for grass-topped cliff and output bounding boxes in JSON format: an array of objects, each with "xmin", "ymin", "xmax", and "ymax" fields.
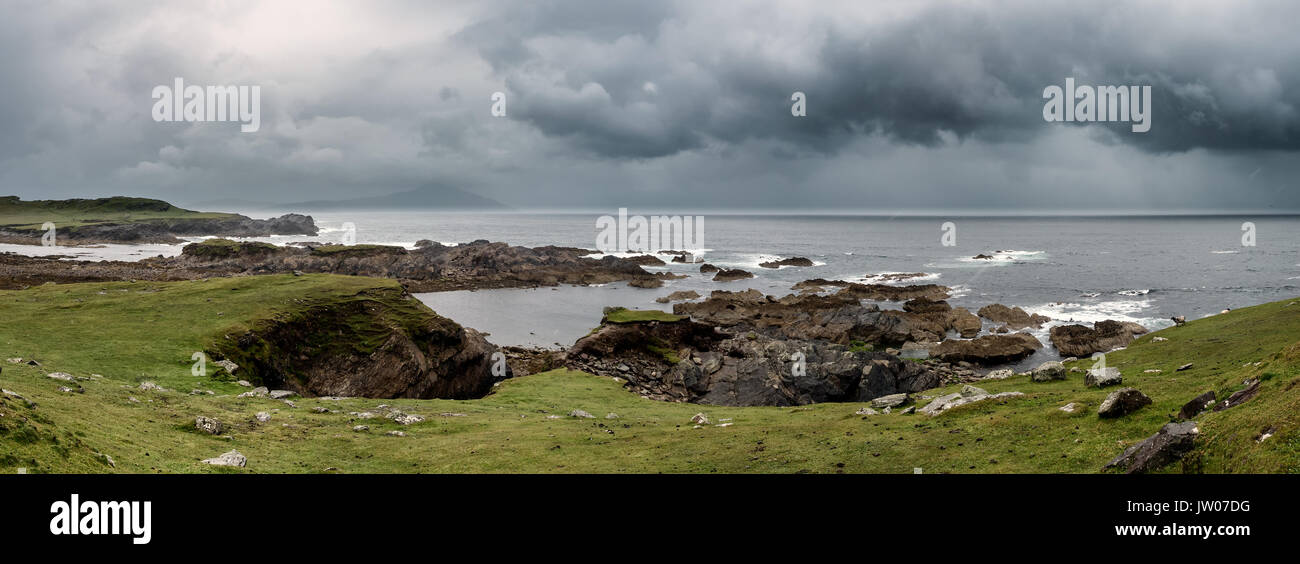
[
  {"xmin": 1, "ymin": 274, "xmax": 1297, "ymax": 473},
  {"xmin": 0, "ymin": 195, "xmax": 237, "ymax": 231}
]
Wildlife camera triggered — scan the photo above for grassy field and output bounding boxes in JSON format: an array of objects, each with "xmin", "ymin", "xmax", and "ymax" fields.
[
  {"xmin": 0, "ymin": 195, "xmax": 237, "ymax": 231},
  {"xmin": 2, "ymin": 274, "xmax": 1298, "ymax": 473}
]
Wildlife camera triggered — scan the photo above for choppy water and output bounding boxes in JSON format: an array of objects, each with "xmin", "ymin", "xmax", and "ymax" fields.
[{"xmin": 18, "ymin": 211, "xmax": 1300, "ymax": 369}]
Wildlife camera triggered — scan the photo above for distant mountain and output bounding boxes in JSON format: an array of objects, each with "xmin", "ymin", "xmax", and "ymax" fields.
[{"xmin": 282, "ymin": 185, "xmax": 509, "ymax": 211}]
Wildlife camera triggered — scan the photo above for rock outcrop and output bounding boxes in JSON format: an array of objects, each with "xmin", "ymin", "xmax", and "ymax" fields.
[
  {"xmin": 210, "ymin": 285, "xmax": 510, "ymax": 399},
  {"xmin": 977, "ymin": 304, "xmax": 1050, "ymax": 330},
  {"xmin": 1104, "ymin": 421, "xmax": 1198, "ymax": 474},
  {"xmin": 1050, "ymin": 320, "xmax": 1149, "ymax": 357},
  {"xmin": 674, "ymin": 288, "xmax": 981, "ymax": 347},
  {"xmin": 566, "ymin": 315, "xmax": 944, "ymax": 407},
  {"xmin": 930, "ymin": 333, "xmax": 1042, "ymax": 365}
]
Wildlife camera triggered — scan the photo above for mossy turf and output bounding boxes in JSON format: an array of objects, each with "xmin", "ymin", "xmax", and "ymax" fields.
[
  {"xmin": 0, "ymin": 195, "xmax": 237, "ymax": 231},
  {"xmin": 602, "ymin": 307, "xmax": 684, "ymax": 324},
  {"xmin": 1, "ymin": 275, "xmax": 1298, "ymax": 474}
]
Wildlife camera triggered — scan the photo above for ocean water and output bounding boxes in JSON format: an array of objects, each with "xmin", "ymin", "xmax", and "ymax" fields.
[{"xmin": 17, "ymin": 211, "xmax": 1300, "ymax": 369}]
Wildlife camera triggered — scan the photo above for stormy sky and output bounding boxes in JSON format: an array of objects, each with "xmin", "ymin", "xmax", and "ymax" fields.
[{"xmin": 1, "ymin": 0, "xmax": 1298, "ymax": 213}]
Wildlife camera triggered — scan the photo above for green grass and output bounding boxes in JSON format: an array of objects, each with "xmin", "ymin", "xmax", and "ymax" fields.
[
  {"xmin": 1, "ymin": 275, "xmax": 1298, "ymax": 473},
  {"xmin": 0, "ymin": 195, "xmax": 237, "ymax": 231},
  {"xmin": 603, "ymin": 307, "xmax": 684, "ymax": 324}
]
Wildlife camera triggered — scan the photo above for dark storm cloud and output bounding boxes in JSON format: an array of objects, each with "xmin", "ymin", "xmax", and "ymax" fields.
[
  {"xmin": 474, "ymin": 0, "xmax": 1300, "ymax": 158},
  {"xmin": 0, "ymin": 0, "xmax": 1297, "ymax": 212}
]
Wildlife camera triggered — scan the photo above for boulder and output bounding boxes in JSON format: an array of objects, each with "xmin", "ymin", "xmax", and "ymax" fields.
[
  {"xmin": 194, "ymin": 416, "xmax": 224, "ymax": 435},
  {"xmin": 1049, "ymin": 320, "xmax": 1149, "ymax": 357},
  {"xmin": 1104, "ymin": 421, "xmax": 1198, "ymax": 474},
  {"xmin": 568, "ymin": 409, "xmax": 595, "ymax": 419},
  {"xmin": 699, "ymin": 263, "xmax": 719, "ymax": 273},
  {"xmin": 1213, "ymin": 379, "xmax": 1261, "ymax": 411},
  {"xmin": 200, "ymin": 450, "xmax": 247, "ymax": 467},
  {"xmin": 930, "ymin": 333, "xmax": 1042, "ymax": 366},
  {"xmin": 1030, "ymin": 361, "xmax": 1067, "ymax": 382},
  {"xmin": 1098, "ymin": 388, "xmax": 1152, "ymax": 418},
  {"xmin": 254, "ymin": 411, "xmax": 271, "ymax": 422},
  {"xmin": 1177, "ymin": 391, "xmax": 1215, "ymax": 420},
  {"xmin": 977, "ymin": 304, "xmax": 1050, "ymax": 330},
  {"xmin": 1085, "ymin": 367, "xmax": 1123, "ymax": 388},
  {"xmin": 870, "ymin": 393, "xmax": 910, "ymax": 409},
  {"xmin": 984, "ymin": 369, "xmax": 1014, "ymax": 380},
  {"xmin": 655, "ymin": 290, "xmax": 701, "ymax": 304},
  {"xmin": 918, "ymin": 388, "xmax": 1024, "ymax": 416},
  {"xmin": 268, "ymin": 390, "xmax": 297, "ymax": 399}
]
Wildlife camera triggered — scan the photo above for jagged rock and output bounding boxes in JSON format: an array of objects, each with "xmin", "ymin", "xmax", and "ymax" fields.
[
  {"xmin": 855, "ymin": 407, "xmax": 879, "ymax": 416},
  {"xmin": 1085, "ymin": 367, "xmax": 1123, "ymax": 388},
  {"xmin": 268, "ymin": 390, "xmax": 297, "ymax": 399},
  {"xmin": 214, "ymin": 359, "xmax": 239, "ymax": 374},
  {"xmin": 568, "ymin": 409, "xmax": 595, "ymax": 419},
  {"xmin": 984, "ymin": 369, "xmax": 1014, "ymax": 380},
  {"xmin": 1177, "ymin": 391, "xmax": 1215, "ymax": 419},
  {"xmin": 255, "ymin": 412, "xmax": 271, "ymax": 422},
  {"xmin": 201, "ymin": 450, "xmax": 247, "ymax": 467},
  {"xmin": 932, "ymin": 333, "xmax": 1042, "ymax": 366},
  {"xmin": 138, "ymin": 381, "xmax": 165, "ymax": 392},
  {"xmin": 690, "ymin": 413, "xmax": 710, "ymax": 425},
  {"xmin": 1049, "ymin": 320, "xmax": 1149, "ymax": 357},
  {"xmin": 977, "ymin": 304, "xmax": 1050, "ymax": 330},
  {"xmin": 1104, "ymin": 421, "xmax": 1198, "ymax": 474},
  {"xmin": 1030, "ymin": 361, "xmax": 1067, "ymax": 382},
  {"xmin": 1213, "ymin": 379, "xmax": 1261, "ymax": 411},
  {"xmin": 195, "ymin": 416, "xmax": 224, "ymax": 435},
  {"xmin": 1098, "ymin": 388, "xmax": 1152, "ymax": 418}
]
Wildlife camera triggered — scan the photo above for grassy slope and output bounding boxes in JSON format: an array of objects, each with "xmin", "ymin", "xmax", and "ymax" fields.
[
  {"xmin": 1, "ymin": 275, "xmax": 1298, "ymax": 474},
  {"xmin": 0, "ymin": 196, "xmax": 237, "ymax": 230}
]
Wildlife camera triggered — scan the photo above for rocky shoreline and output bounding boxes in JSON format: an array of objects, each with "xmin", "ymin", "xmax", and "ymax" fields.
[{"xmin": 1, "ymin": 234, "xmax": 1154, "ymax": 409}]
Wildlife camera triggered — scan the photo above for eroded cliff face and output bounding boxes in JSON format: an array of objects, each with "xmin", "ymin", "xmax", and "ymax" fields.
[{"xmin": 210, "ymin": 287, "xmax": 509, "ymax": 399}]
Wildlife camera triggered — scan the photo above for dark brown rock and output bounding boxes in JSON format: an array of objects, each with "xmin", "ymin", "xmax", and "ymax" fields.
[
  {"xmin": 977, "ymin": 304, "xmax": 1050, "ymax": 330},
  {"xmin": 1177, "ymin": 391, "xmax": 1215, "ymax": 419},
  {"xmin": 930, "ymin": 333, "xmax": 1042, "ymax": 365},
  {"xmin": 1104, "ymin": 421, "xmax": 1199, "ymax": 474},
  {"xmin": 758, "ymin": 257, "xmax": 814, "ymax": 268},
  {"xmin": 1049, "ymin": 320, "xmax": 1149, "ymax": 357}
]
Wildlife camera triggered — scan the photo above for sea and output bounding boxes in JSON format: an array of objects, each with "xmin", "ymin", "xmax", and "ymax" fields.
[{"xmin": 7, "ymin": 211, "xmax": 1299, "ymax": 370}]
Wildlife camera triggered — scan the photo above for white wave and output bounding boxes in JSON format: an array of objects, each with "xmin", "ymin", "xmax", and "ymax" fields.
[
  {"xmin": 1023, "ymin": 299, "xmax": 1156, "ymax": 326},
  {"xmin": 1211, "ymin": 250, "xmax": 1239, "ymax": 254},
  {"xmin": 1116, "ymin": 289, "xmax": 1150, "ymax": 296},
  {"xmin": 948, "ymin": 284, "xmax": 971, "ymax": 299}
]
